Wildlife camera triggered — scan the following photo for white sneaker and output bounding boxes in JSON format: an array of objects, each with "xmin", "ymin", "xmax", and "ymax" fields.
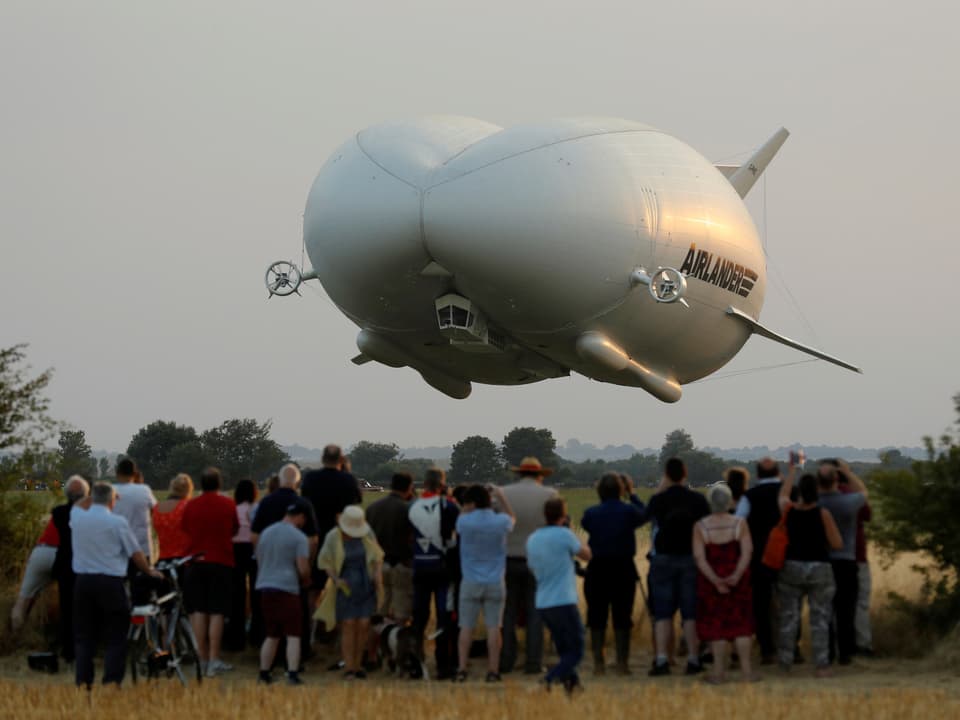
[{"xmin": 206, "ymin": 658, "xmax": 234, "ymax": 677}]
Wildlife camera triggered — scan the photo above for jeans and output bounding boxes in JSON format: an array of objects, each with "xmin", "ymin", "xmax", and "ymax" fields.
[
  {"xmin": 412, "ymin": 570, "xmax": 456, "ymax": 677},
  {"xmin": 584, "ymin": 556, "xmax": 636, "ymax": 631},
  {"xmin": 778, "ymin": 560, "xmax": 835, "ymax": 667},
  {"xmin": 57, "ymin": 573, "xmax": 75, "ymax": 662},
  {"xmin": 751, "ymin": 562, "xmax": 778, "ymax": 657},
  {"xmin": 648, "ymin": 554, "xmax": 698, "ymax": 621},
  {"xmin": 73, "ymin": 574, "xmax": 130, "ymax": 687},
  {"xmin": 501, "ymin": 557, "xmax": 543, "ymax": 672},
  {"xmin": 225, "ymin": 542, "xmax": 256, "ymax": 651},
  {"xmin": 855, "ymin": 561, "xmax": 873, "ymax": 651},
  {"xmin": 539, "ymin": 604, "xmax": 584, "ymax": 685},
  {"xmin": 829, "ymin": 559, "xmax": 859, "ymax": 662}
]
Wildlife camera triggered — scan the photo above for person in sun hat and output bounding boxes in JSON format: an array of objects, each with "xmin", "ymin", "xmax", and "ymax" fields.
[
  {"xmin": 499, "ymin": 456, "xmax": 559, "ymax": 675},
  {"xmin": 316, "ymin": 504, "xmax": 384, "ymax": 679}
]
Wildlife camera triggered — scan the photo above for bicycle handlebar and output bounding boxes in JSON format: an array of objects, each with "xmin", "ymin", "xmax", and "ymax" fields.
[{"xmin": 155, "ymin": 554, "xmax": 204, "ymax": 572}]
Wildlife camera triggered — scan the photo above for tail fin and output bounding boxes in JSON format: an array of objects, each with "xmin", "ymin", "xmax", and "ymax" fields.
[{"xmin": 719, "ymin": 127, "xmax": 790, "ymax": 198}]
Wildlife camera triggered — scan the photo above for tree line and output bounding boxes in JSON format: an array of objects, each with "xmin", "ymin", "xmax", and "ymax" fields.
[{"xmin": 353, "ymin": 427, "xmax": 773, "ymax": 488}]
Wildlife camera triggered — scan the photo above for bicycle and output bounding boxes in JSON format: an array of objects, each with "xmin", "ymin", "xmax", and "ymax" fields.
[{"xmin": 128, "ymin": 555, "xmax": 203, "ymax": 686}]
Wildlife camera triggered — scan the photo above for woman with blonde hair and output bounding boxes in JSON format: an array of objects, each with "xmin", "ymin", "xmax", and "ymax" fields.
[
  {"xmin": 315, "ymin": 505, "xmax": 383, "ymax": 679},
  {"xmin": 153, "ymin": 473, "xmax": 194, "ymax": 561},
  {"xmin": 693, "ymin": 482, "xmax": 757, "ymax": 683}
]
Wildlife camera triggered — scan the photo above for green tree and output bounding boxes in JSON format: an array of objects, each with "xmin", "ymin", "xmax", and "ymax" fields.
[
  {"xmin": 449, "ymin": 435, "xmax": 503, "ymax": 485},
  {"xmin": 0, "ymin": 344, "xmax": 57, "ymax": 458},
  {"xmin": 98, "ymin": 456, "xmax": 110, "ymax": 478},
  {"xmin": 201, "ymin": 418, "xmax": 288, "ymax": 485},
  {"xmin": 348, "ymin": 441, "xmax": 400, "ymax": 480},
  {"xmin": 127, "ymin": 420, "xmax": 201, "ymax": 488},
  {"xmin": 0, "ymin": 345, "xmax": 57, "ymax": 591},
  {"xmin": 659, "ymin": 428, "xmax": 695, "ymax": 466},
  {"xmin": 871, "ymin": 392, "xmax": 960, "ymax": 626},
  {"xmin": 609, "ymin": 452, "xmax": 662, "ymax": 487},
  {"xmin": 501, "ymin": 427, "xmax": 558, "ymax": 468},
  {"xmin": 165, "ymin": 441, "xmax": 214, "ymax": 485},
  {"xmin": 369, "ymin": 457, "xmax": 436, "ymax": 488},
  {"xmin": 56, "ymin": 428, "xmax": 96, "ymax": 480}
]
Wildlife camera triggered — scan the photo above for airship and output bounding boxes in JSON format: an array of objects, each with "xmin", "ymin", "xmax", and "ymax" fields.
[{"xmin": 265, "ymin": 116, "xmax": 859, "ymax": 401}]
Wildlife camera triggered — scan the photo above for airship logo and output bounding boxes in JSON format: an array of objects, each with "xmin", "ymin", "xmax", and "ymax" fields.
[{"xmin": 678, "ymin": 243, "xmax": 760, "ymax": 298}]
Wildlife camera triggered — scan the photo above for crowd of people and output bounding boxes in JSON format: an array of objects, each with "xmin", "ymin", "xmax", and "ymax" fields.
[{"xmin": 10, "ymin": 444, "xmax": 872, "ymax": 693}]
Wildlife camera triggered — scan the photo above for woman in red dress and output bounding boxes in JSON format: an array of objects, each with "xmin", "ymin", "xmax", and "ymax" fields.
[{"xmin": 693, "ymin": 482, "xmax": 757, "ymax": 683}]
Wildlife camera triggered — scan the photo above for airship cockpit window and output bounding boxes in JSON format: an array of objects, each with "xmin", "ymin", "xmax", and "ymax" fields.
[
  {"xmin": 437, "ymin": 306, "xmax": 453, "ymax": 328},
  {"xmin": 451, "ymin": 306, "xmax": 470, "ymax": 328}
]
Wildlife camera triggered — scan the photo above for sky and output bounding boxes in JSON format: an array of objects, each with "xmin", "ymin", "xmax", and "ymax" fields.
[{"xmin": 2, "ymin": 1, "xmax": 958, "ymax": 456}]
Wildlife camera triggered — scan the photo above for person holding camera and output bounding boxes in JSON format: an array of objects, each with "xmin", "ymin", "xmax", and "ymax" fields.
[
  {"xmin": 527, "ymin": 498, "xmax": 592, "ymax": 694},
  {"xmin": 581, "ymin": 471, "xmax": 645, "ymax": 675},
  {"xmin": 776, "ymin": 471, "xmax": 843, "ymax": 676},
  {"xmin": 817, "ymin": 459, "xmax": 868, "ymax": 665}
]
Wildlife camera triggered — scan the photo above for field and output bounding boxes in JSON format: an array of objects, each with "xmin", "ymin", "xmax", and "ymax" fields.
[
  {"xmin": 0, "ymin": 665, "xmax": 958, "ymax": 719},
  {"xmin": 2, "ymin": 486, "xmax": 958, "ymax": 718}
]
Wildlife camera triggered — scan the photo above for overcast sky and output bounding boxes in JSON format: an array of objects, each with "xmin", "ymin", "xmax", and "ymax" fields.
[{"xmin": 2, "ymin": 1, "xmax": 957, "ymax": 456}]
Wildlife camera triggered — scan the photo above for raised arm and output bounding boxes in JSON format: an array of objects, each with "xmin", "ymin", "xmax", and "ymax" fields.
[
  {"xmin": 575, "ymin": 535, "xmax": 592, "ymax": 562},
  {"xmin": 838, "ymin": 460, "xmax": 868, "ymax": 499},
  {"xmin": 821, "ymin": 509, "xmax": 843, "ymax": 550},
  {"xmin": 491, "ymin": 486, "xmax": 515, "ymax": 520},
  {"xmin": 778, "ymin": 460, "xmax": 797, "ymax": 513}
]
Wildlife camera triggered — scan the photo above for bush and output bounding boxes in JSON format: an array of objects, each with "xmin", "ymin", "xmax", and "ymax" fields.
[{"xmin": 870, "ymin": 393, "xmax": 960, "ymax": 634}]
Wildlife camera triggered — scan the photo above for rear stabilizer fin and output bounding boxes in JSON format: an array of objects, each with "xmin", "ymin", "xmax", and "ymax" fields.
[
  {"xmin": 721, "ymin": 128, "xmax": 790, "ymax": 198},
  {"xmin": 726, "ymin": 306, "xmax": 862, "ymax": 374}
]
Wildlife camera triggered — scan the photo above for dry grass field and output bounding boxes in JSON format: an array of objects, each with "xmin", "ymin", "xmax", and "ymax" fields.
[{"xmin": 1, "ymin": 676, "xmax": 958, "ymax": 720}]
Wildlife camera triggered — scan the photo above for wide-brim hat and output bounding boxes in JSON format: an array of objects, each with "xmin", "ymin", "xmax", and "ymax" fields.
[
  {"xmin": 509, "ymin": 456, "xmax": 554, "ymax": 476},
  {"xmin": 338, "ymin": 504, "xmax": 371, "ymax": 538}
]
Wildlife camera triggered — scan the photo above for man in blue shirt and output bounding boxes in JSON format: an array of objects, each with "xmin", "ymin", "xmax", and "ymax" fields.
[
  {"xmin": 70, "ymin": 482, "xmax": 162, "ymax": 688},
  {"xmin": 526, "ymin": 498, "xmax": 591, "ymax": 694},
  {"xmin": 581, "ymin": 472, "xmax": 645, "ymax": 674},
  {"xmin": 454, "ymin": 484, "xmax": 515, "ymax": 682}
]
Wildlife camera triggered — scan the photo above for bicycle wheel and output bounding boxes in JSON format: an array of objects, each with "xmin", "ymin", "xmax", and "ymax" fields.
[
  {"xmin": 128, "ymin": 622, "xmax": 149, "ymax": 684},
  {"xmin": 173, "ymin": 616, "xmax": 203, "ymax": 685}
]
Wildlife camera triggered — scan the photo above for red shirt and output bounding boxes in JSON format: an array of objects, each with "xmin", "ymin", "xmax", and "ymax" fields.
[
  {"xmin": 37, "ymin": 517, "xmax": 59, "ymax": 546},
  {"xmin": 182, "ymin": 492, "xmax": 239, "ymax": 567},
  {"xmin": 153, "ymin": 498, "xmax": 192, "ymax": 560}
]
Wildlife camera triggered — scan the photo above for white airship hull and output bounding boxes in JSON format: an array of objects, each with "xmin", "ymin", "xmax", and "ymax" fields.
[{"xmin": 300, "ymin": 116, "xmax": 850, "ymax": 400}]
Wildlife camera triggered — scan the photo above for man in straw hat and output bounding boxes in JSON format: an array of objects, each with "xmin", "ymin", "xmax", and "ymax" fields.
[{"xmin": 499, "ymin": 457, "xmax": 558, "ymax": 674}]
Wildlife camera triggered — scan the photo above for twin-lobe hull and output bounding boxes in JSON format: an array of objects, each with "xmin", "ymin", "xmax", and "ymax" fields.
[{"xmin": 304, "ymin": 116, "xmax": 767, "ymax": 398}]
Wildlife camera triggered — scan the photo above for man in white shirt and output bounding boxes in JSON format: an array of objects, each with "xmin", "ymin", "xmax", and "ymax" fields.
[
  {"xmin": 112, "ymin": 458, "xmax": 158, "ymax": 565},
  {"xmin": 71, "ymin": 482, "xmax": 161, "ymax": 688}
]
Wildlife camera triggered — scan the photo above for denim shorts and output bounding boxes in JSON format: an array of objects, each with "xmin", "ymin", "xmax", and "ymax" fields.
[
  {"xmin": 459, "ymin": 580, "xmax": 505, "ymax": 629},
  {"xmin": 648, "ymin": 554, "xmax": 697, "ymax": 621}
]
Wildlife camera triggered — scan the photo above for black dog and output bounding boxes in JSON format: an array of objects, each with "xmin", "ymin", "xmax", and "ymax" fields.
[{"xmin": 371, "ymin": 616, "xmax": 428, "ymax": 680}]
